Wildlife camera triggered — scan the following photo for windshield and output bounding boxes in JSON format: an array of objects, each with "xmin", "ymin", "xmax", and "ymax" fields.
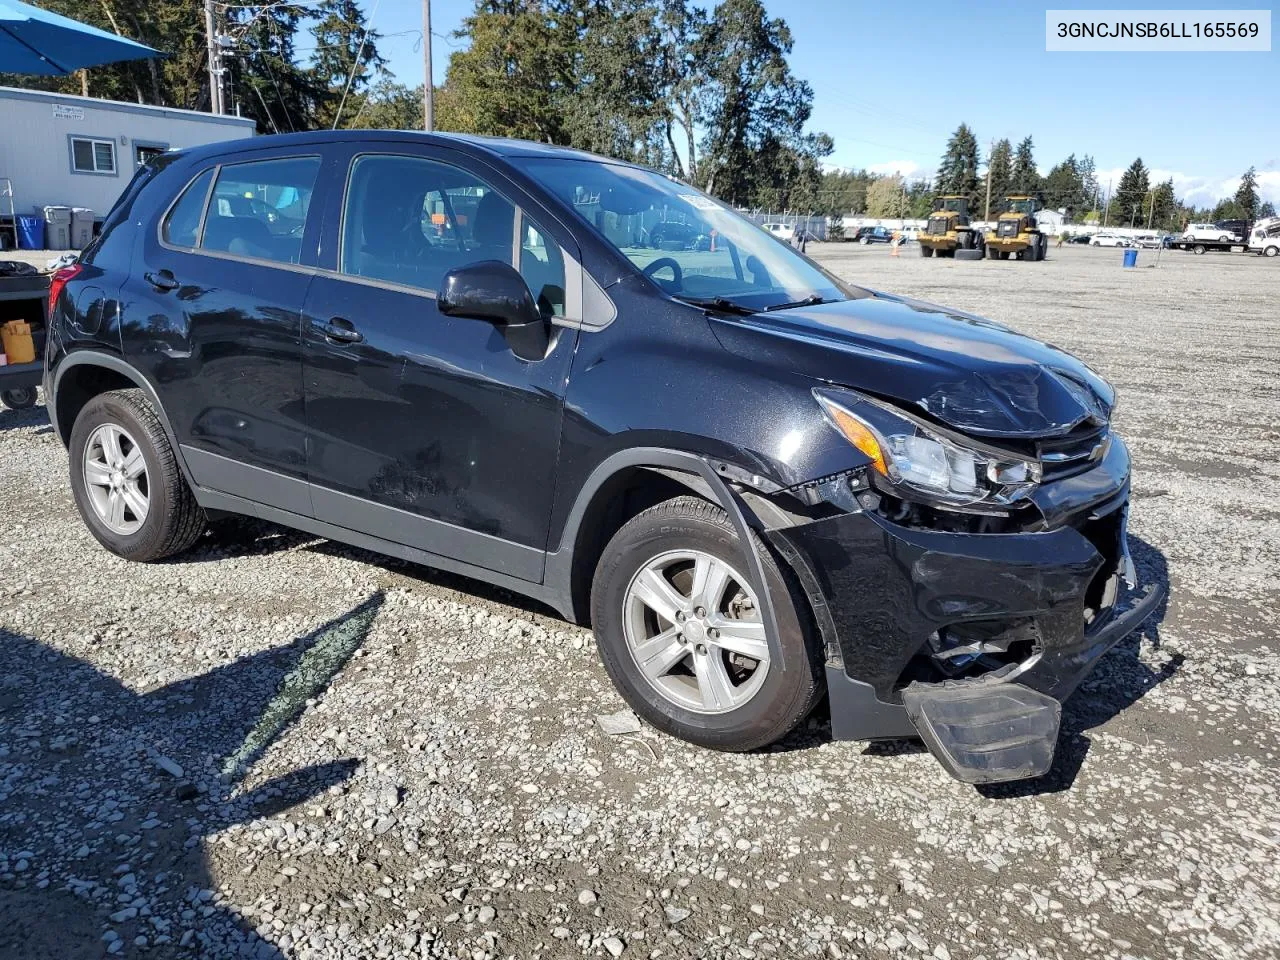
[
  {"xmin": 1009, "ymin": 199, "xmax": 1037, "ymax": 214},
  {"xmin": 935, "ymin": 198, "xmax": 965, "ymax": 214},
  {"xmin": 515, "ymin": 157, "xmax": 851, "ymax": 311}
]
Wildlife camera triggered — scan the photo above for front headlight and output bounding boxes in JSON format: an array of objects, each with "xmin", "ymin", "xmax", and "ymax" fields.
[{"xmin": 814, "ymin": 389, "xmax": 1041, "ymax": 508}]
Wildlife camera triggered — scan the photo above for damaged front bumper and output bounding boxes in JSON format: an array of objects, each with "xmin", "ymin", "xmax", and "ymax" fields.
[{"xmin": 768, "ymin": 435, "xmax": 1165, "ymax": 784}]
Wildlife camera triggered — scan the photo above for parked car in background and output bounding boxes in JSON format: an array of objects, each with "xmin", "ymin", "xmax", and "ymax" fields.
[
  {"xmin": 648, "ymin": 220, "xmax": 701, "ymax": 250},
  {"xmin": 1182, "ymin": 222, "xmax": 1240, "ymax": 243},
  {"xmin": 853, "ymin": 226, "xmax": 895, "ymax": 244},
  {"xmin": 45, "ymin": 131, "xmax": 1161, "ymax": 785},
  {"xmin": 1133, "ymin": 234, "xmax": 1162, "ymax": 249},
  {"xmin": 761, "ymin": 222, "xmax": 795, "ymax": 242},
  {"xmin": 1067, "ymin": 233, "xmax": 1094, "ymax": 244},
  {"xmin": 1090, "ymin": 233, "xmax": 1131, "ymax": 247}
]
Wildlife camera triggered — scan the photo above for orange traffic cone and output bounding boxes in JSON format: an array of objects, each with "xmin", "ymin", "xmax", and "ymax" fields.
[{"xmin": 891, "ymin": 232, "xmax": 900, "ymax": 256}]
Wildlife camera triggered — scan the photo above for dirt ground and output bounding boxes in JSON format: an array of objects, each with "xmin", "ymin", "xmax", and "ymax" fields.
[{"xmin": 1, "ymin": 242, "xmax": 1277, "ymax": 959}]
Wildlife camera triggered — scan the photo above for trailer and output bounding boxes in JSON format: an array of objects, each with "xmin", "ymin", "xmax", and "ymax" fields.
[
  {"xmin": 1168, "ymin": 237, "xmax": 1248, "ymax": 255},
  {"xmin": 0, "ymin": 270, "xmax": 48, "ymax": 410}
]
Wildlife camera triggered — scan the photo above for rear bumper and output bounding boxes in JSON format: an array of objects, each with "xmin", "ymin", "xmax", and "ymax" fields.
[{"xmin": 769, "ymin": 442, "xmax": 1164, "ymax": 783}]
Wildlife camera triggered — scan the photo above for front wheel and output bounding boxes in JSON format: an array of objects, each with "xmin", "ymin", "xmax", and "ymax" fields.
[
  {"xmin": 1, "ymin": 387, "xmax": 37, "ymax": 410},
  {"xmin": 590, "ymin": 496, "xmax": 823, "ymax": 752},
  {"xmin": 1193, "ymin": 244, "xmax": 1207, "ymax": 255},
  {"xmin": 68, "ymin": 389, "xmax": 206, "ymax": 562},
  {"xmin": 920, "ymin": 244, "xmax": 933, "ymax": 257},
  {"xmin": 1265, "ymin": 246, "xmax": 1279, "ymax": 258}
]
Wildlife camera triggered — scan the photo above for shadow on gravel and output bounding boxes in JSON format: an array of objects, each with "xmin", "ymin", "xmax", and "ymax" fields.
[
  {"xmin": 0, "ymin": 593, "xmax": 383, "ymax": 959},
  {"xmin": 979, "ymin": 534, "xmax": 1180, "ymax": 799},
  {"xmin": 0, "ymin": 402, "xmax": 49, "ymax": 433}
]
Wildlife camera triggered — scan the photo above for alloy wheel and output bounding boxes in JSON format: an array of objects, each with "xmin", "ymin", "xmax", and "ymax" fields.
[
  {"xmin": 622, "ymin": 549, "xmax": 769, "ymax": 714},
  {"xmin": 83, "ymin": 423, "xmax": 150, "ymax": 535}
]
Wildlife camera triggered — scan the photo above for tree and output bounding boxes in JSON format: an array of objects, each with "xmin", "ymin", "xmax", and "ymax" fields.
[
  {"xmin": 1079, "ymin": 154, "xmax": 1099, "ymax": 211},
  {"xmin": 1260, "ymin": 201, "xmax": 1278, "ymax": 219},
  {"xmin": 311, "ymin": 0, "xmax": 387, "ymax": 128},
  {"xmin": 984, "ymin": 139, "xmax": 1012, "ymax": 218},
  {"xmin": 696, "ymin": 0, "xmax": 828, "ymax": 206},
  {"xmin": 866, "ymin": 174, "xmax": 907, "ymax": 218},
  {"xmin": 1113, "ymin": 158, "xmax": 1150, "ymax": 227},
  {"xmin": 1011, "ymin": 136, "xmax": 1040, "ymax": 194},
  {"xmin": 436, "ymin": 2, "xmax": 571, "ymax": 143},
  {"xmin": 224, "ymin": 3, "xmax": 322, "ymax": 133},
  {"xmin": 1148, "ymin": 178, "xmax": 1177, "ymax": 231},
  {"xmin": 1234, "ymin": 167, "xmax": 1260, "ymax": 220},
  {"xmin": 936, "ymin": 124, "xmax": 981, "ymax": 211},
  {"xmin": 348, "ymin": 79, "xmax": 423, "ymax": 130},
  {"xmin": 1042, "ymin": 154, "xmax": 1085, "ymax": 216}
]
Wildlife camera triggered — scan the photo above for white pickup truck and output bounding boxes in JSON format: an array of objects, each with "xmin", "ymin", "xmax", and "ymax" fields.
[{"xmin": 1248, "ymin": 217, "xmax": 1280, "ymax": 257}]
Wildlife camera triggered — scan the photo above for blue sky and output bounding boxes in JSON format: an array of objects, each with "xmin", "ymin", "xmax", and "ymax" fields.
[{"xmin": 371, "ymin": 0, "xmax": 1279, "ymax": 206}]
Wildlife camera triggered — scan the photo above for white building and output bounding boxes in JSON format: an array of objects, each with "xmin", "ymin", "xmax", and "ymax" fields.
[{"xmin": 0, "ymin": 86, "xmax": 255, "ymax": 226}]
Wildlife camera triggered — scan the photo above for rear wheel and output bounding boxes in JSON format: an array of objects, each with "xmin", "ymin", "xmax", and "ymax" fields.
[
  {"xmin": 986, "ymin": 245, "xmax": 998, "ymax": 260},
  {"xmin": 1193, "ymin": 244, "xmax": 1206, "ymax": 255},
  {"xmin": 999, "ymin": 250, "xmax": 1011, "ymax": 260},
  {"xmin": 68, "ymin": 389, "xmax": 206, "ymax": 562},
  {"xmin": 590, "ymin": 496, "xmax": 823, "ymax": 752},
  {"xmin": 1, "ymin": 387, "xmax": 37, "ymax": 410},
  {"xmin": 920, "ymin": 244, "xmax": 933, "ymax": 258}
]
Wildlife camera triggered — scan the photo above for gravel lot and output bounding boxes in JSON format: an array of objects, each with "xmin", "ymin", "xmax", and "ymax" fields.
[{"xmin": 2, "ymin": 243, "xmax": 1277, "ymax": 960}]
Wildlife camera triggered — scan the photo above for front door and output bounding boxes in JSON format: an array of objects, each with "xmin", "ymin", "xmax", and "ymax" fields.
[
  {"xmin": 301, "ymin": 147, "xmax": 578, "ymax": 582},
  {"xmin": 126, "ymin": 152, "xmax": 324, "ymax": 512}
]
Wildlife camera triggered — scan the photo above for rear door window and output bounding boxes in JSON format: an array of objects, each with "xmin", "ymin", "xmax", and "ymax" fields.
[{"xmin": 202, "ymin": 156, "xmax": 320, "ymax": 264}]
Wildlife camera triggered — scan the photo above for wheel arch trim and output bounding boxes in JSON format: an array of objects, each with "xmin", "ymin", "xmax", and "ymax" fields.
[
  {"xmin": 50, "ymin": 351, "xmax": 195, "ymax": 487},
  {"xmin": 546, "ymin": 447, "xmax": 787, "ymax": 671}
]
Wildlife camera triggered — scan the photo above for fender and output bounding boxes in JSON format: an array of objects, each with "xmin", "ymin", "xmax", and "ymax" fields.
[
  {"xmin": 544, "ymin": 447, "xmax": 786, "ymax": 671},
  {"xmin": 49, "ymin": 350, "xmax": 197, "ymax": 488}
]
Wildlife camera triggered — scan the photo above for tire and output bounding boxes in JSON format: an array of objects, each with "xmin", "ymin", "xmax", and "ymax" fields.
[
  {"xmin": 859, "ymin": 237, "xmax": 869, "ymax": 245},
  {"xmin": 957, "ymin": 231, "xmax": 972, "ymax": 250},
  {"xmin": 1193, "ymin": 244, "xmax": 1206, "ymax": 255},
  {"xmin": 986, "ymin": 245, "xmax": 998, "ymax": 259},
  {"xmin": 999, "ymin": 251, "xmax": 1011, "ymax": 260},
  {"xmin": 651, "ymin": 234, "xmax": 664, "ymax": 249},
  {"xmin": 920, "ymin": 244, "xmax": 933, "ymax": 258},
  {"xmin": 590, "ymin": 495, "xmax": 823, "ymax": 752},
  {"xmin": 1219, "ymin": 235, "xmax": 1231, "ymax": 242},
  {"xmin": 68, "ymin": 388, "xmax": 206, "ymax": 562},
  {"xmin": 1, "ymin": 387, "xmax": 37, "ymax": 410},
  {"xmin": 1265, "ymin": 246, "xmax": 1279, "ymax": 258}
]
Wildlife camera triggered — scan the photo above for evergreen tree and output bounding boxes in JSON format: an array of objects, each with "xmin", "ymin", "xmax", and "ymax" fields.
[
  {"xmin": 936, "ymin": 123, "xmax": 981, "ymax": 211},
  {"xmin": 1079, "ymin": 154, "xmax": 1099, "ymax": 211},
  {"xmin": 1113, "ymin": 158, "xmax": 1150, "ymax": 228},
  {"xmin": 225, "ymin": 3, "xmax": 321, "ymax": 133},
  {"xmin": 1042, "ymin": 154, "xmax": 1084, "ymax": 214},
  {"xmin": 1011, "ymin": 136, "xmax": 1040, "ymax": 194},
  {"xmin": 311, "ymin": 0, "xmax": 387, "ymax": 128},
  {"xmin": 1148, "ymin": 178, "xmax": 1177, "ymax": 231},
  {"xmin": 984, "ymin": 139, "xmax": 1012, "ymax": 218},
  {"xmin": 1260, "ymin": 201, "xmax": 1278, "ymax": 219},
  {"xmin": 1234, "ymin": 167, "xmax": 1260, "ymax": 220}
]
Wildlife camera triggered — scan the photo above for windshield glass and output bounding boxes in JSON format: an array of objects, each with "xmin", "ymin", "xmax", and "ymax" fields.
[
  {"xmin": 1009, "ymin": 199, "xmax": 1037, "ymax": 214},
  {"xmin": 515, "ymin": 157, "xmax": 851, "ymax": 311}
]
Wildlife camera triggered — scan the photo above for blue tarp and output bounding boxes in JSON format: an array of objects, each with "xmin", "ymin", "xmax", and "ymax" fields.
[{"xmin": 0, "ymin": 0, "xmax": 161, "ymax": 75}]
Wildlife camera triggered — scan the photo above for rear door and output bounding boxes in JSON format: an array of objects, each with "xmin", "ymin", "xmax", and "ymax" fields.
[
  {"xmin": 127, "ymin": 149, "xmax": 327, "ymax": 513},
  {"xmin": 300, "ymin": 144, "xmax": 581, "ymax": 581}
]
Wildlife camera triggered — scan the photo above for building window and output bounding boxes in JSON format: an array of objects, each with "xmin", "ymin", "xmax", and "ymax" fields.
[{"xmin": 70, "ymin": 137, "xmax": 116, "ymax": 174}]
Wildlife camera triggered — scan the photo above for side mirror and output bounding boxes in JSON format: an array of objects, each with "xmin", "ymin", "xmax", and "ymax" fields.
[{"xmin": 438, "ymin": 260, "xmax": 548, "ymax": 361}]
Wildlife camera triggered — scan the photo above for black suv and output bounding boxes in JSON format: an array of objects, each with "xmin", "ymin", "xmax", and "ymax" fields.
[{"xmin": 45, "ymin": 132, "xmax": 1162, "ymax": 783}]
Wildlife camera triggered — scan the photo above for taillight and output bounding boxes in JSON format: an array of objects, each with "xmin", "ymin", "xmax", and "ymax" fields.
[{"xmin": 48, "ymin": 263, "xmax": 84, "ymax": 321}]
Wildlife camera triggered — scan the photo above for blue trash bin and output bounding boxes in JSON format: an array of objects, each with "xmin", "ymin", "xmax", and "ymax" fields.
[
  {"xmin": 1122, "ymin": 248, "xmax": 1138, "ymax": 268},
  {"xmin": 16, "ymin": 214, "xmax": 45, "ymax": 250}
]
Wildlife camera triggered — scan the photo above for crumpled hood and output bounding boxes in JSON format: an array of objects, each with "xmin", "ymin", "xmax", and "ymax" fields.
[{"xmin": 708, "ymin": 291, "xmax": 1114, "ymax": 438}]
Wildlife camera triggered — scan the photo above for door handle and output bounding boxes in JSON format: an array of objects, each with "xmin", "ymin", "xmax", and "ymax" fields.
[
  {"xmin": 322, "ymin": 317, "xmax": 364, "ymax": 344},
  {"xmin": 144, "ymin": 270, "xmax": 179, "ymax": 292}
]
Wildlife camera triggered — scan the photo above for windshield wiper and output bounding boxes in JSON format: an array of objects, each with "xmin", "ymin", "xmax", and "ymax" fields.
[
  {"xmin": 673, "ymin": 295, "xmax": 758, "ymax": 316},
  {"xmin": 763, "ymin": 294, "xmax": 830, "ymax": 312}
]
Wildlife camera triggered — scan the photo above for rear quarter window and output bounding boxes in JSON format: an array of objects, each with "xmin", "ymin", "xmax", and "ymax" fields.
[{"xmin": 161, "ymin": 168, "xmax": 215, "ymax": 248}]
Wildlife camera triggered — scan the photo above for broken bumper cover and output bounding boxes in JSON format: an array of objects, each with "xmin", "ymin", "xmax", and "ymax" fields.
[
  {"xmin": 900, "ymin": 580, "xmax": 1162, "ymax": 783},
  {"xmin": 769, "ymin": 451, "xmax": 1165, "ymax": 783}
]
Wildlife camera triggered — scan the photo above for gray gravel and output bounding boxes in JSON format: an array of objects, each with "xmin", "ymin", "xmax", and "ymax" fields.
[{"xmin": 1, "ymin": 242, "xmax": 1278, "ymax": 959}]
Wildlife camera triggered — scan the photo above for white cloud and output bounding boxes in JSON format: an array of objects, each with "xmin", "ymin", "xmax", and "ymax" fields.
[
  {"xmin": 1089, "ymin": 166, "xmax": 1280, "ymax": 209},
  {"xmin": 867, "ymin": 160, "xmax": 923, "ymax": 178}
]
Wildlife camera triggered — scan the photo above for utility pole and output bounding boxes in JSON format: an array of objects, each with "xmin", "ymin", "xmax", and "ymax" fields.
[
  {"xmin": 1103, "ymin": 178, "xmax": 1112, "ymax": 227},
  {"xmin": 422, "ymin": 0, "xmax": 434, "ymax": 131},
  {"xmin": 983, "ymin": 139, "xmax": 993, "ymax": 222},
  {"xmin": 203, "ymin": 0, "xmax": 222, "ymax": 115}
]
